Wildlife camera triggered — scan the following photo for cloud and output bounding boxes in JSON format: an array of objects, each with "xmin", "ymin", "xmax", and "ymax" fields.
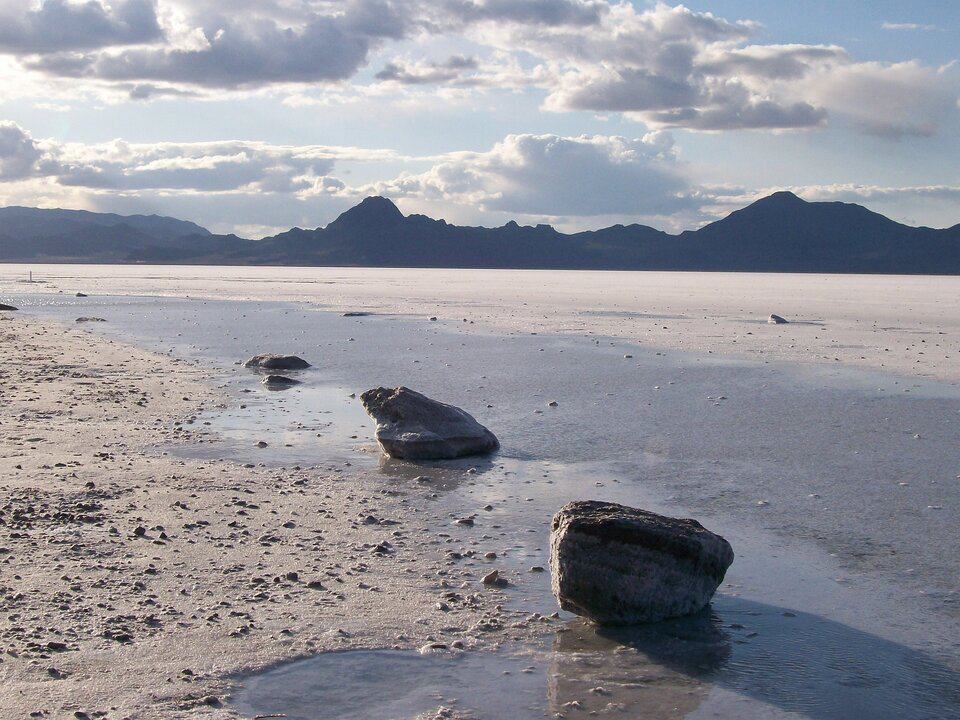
[
  {"xmin": 475, "ymin": 3, "xmax": 957, "ymax": 136},
  {"xmin": 125, "ymin": 82, "xmax": 200, "ymax": 100},
  {"xmin": 28, "ymin": 10, "xmax": 392, "ymax": 88},
  {"xmin": 437, "ymin": 0, "xmax": 606, "ymax": 27},
  {"xmin": 795, "ymin": 183, "xmax": 960, "ymax": 204},
  {"xmin": 881, "ymin": 22, "xmax": 939, "ymax": 32},
  {"xmin": 2, "ymin": 122, "xmax": 699, "ymax": 224},
  {"xmin": 364, "ymin": 131, "xmax": 695, "ymax": 217},
  {"xmin": 376, "ymin": 55, "xmax": 479, "ymax": 85},
  {"xmin": 0, "ymin": 121, "xmax": 45, "ymax": 179},
  {"xmin": 698, "ymin": 44, "xmax": 849, "ymax": 81},
  {"xmin": 0, "ymin": 0, "xmax": 162, "ymax": 54},
  {"xmin": 799, "ymin": 60, "xmax": 958, "ymax": 139},
  {"xmin": 2, "ymin": 1, "xmax": 957, "ymax": 139},
  {"xmin": 0, "ymin": 121, "xmax": 404, "ymax": 195},
  {"xmin": 15, "ymin": 0, "xmax": 603, "ymax": 91}
]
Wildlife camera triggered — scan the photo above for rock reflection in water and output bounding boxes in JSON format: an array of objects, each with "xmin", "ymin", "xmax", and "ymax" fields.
[{"xmin": 547, "ymin": 613, "xmax": 728, "ymax": 717}]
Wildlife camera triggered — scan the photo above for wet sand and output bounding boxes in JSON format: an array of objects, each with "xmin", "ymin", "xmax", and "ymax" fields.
[{"xmin": 0, "ymin": 315, "xmax": 533, "ymax": 719}]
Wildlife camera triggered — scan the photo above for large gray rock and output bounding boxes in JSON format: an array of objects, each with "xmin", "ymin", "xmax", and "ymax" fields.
[
  {"xmin": 244, "ymin": 354, "xmax": 311, "ymax": 370},
  {"xmin": 550, "ymin": 501, "xmax": 734, "ymax": 625},
  {"xmin": 768, "ymin": 314, "xmax": 789, "ymax": 324},
  {"xmin": 360, "ymin": 386, "xmax": 499, "ymax": 460}
]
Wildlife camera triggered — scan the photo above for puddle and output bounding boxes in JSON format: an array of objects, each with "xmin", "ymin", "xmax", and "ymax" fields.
[
  {"xmin": 166, "ymin": 379, "xmax": 378, "ymax": 467},
  {"xmin": 235, "ymin": 648, "xmax": 546, "ymax": 720},
  {"xmin": 236, "ymin": 598, "xmax": 960, "ymax": 720}
]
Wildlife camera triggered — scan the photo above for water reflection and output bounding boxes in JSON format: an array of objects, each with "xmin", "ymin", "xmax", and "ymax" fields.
[
  {"xmin": 548, "ymin": 612, "xmax": 727, "ymax": 717},
  {"xmin": 235, "ymin": 597, "xmax": 960, "ymax": 720},
  {"xmin": 547, "ymin": 597, "xmax": 960, "ymax": 720}
]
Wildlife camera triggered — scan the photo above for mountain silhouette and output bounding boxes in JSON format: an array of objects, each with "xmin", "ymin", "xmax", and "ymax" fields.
[{"xmin": 1, "ymin": 193, "xmax": 957, "ymax": 273}]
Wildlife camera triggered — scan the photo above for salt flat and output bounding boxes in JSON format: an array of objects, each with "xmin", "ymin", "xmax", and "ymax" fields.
[
  {"xmin": 3, "ymin": 264, "xmax": 959, "ymax": 382},
  {"xmin": 1, "ymin": 265, "xmax": 959, "ymax": 720}
]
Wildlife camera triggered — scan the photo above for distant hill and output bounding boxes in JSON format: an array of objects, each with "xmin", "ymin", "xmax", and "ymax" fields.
[
  {"xmin": 1, "ymin": 193, "xmax": 958, "ymax": 273},
  {"xmin": 0, "ymin": 206, "xmax": 253, "ymax": 263}
]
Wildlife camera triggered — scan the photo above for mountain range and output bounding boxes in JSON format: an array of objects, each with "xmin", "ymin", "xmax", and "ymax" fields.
[{"xmin": 1, "ymin": 192, "xmax": 958, "ymax": 274}]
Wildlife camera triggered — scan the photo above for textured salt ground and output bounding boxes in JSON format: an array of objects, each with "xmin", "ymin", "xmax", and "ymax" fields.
[
  {"xmin": 0, "ymin": 316, "xmax": 540, "ymax": 720},
  {"xmin": 3, "ymin": 265, "xmax": 959, "ymax": 382},
  {"xmin": 3, "ymin": 268, "xmax": 960, "ymax": 719},
  {"xmin": 16, "ymin": 292, "xmax": 960, "ymax": 629}
]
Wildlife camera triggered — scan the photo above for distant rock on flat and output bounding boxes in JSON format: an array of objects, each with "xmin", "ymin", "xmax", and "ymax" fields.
[
  {"xmin": 261, "ymin": 374, "xmax": 301, "ymax": 389},
  {"xmin": 75, "ymin": 317, "xmax": 106, "ymax": 323},
  {"xmin": 768, "ymin": 314, "xmax": 789, "ymax": 324},
  {"xmin": 360, "ymin": 386, "xmax": 499, "ymax": 460},
  {"xmin": 0, "ymin": 304, "xmax": 17, "ymax": 311},
  {"xmin": 244, "ymin": 354, "xmax": 311, "ymax": 370},
  {"xmin": 550, "ymin": 500, "xmax": 734, "ymax": 625}
]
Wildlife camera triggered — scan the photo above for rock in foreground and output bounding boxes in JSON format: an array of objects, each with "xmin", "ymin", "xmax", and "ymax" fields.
[
  {"xmin": 0, "ymin": 304, "xmax": 17, "ymax": 311},
  {"xmin": 550, "ymin": 500, "xmax": 734, "ymax": 624},
  {"xmin": 768, "ymin": 314, "xmax": 789, "ymax": 324},
  {"xmin": 360, "ymin": 386, "xmax": 499, "ymax": 460},
  {"xmin": 244, "ymin": 354, "xmax": 311, "ymax": 370}
]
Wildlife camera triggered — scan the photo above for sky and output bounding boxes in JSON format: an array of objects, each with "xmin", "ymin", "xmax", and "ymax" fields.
[{"xmin": 0, "ymin": 0, "xmax": 957, "ymax": 237}]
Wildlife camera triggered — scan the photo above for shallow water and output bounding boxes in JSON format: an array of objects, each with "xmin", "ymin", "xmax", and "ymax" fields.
[
  {"xmin": 8, "ymin": 285, "xmax": 960, "ymax": 719},
  {"xmin": 236, "ymin": 600, "xmax": 960, "ymax": 720}
]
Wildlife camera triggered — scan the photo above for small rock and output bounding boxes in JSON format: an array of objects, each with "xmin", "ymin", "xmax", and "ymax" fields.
[
  {"xmin": 482, "ymin": 569, "xmax": 508, "ymax": 587},
  {"xmin": 262, "ymin": 374, "xmax": 301, "ymax": 389},
  {"xmin": 244, "ymin": 354, "xmax": 311, "ymax": 370}
]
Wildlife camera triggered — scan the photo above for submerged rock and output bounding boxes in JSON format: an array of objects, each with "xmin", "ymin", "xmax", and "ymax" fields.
[
  {"xmin": 360, "ymin": 386, "xmax": 499, "ymax": 460},
  {"xmin": 768, "ymin": 314, "xmax": 789, "ymax": 324},
  {"xmin": 550, "ymin": 500, "xmax": 734, "ymax": 624},
  {"xmin": 261, "ymin": 374, "xmax": 301, "ymax": 389},
  {"xmin": 244, "ymin": 354, "xmax": 311, "ymax": 370}
]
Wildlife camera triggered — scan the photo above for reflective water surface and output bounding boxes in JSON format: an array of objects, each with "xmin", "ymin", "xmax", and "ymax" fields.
[{"xmin": 237, "ymin": 598, "xmax": 960, "ymax": 720}]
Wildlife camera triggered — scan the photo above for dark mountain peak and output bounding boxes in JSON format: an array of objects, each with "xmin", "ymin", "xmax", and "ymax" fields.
[
  {"xmin": 736, "ymin": 191, "xmax": 808, "ymax": 215},
  {"xmin": 762, "ymin": 190, "xmax": 806, "ymax": 204},
  {"xmin": 329, "ymin": 196, "xmax": 403, "ymax": 229}
]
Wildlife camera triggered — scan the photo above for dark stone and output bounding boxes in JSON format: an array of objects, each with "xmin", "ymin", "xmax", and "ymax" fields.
[
  {"xmin": 550, "ymin": 500, "xmax": 734, "ymax": 624},
  {"xmin": 244, "ymin": 354, "xmax": 311, "ymax": 370},
  {"xmin": 360, "ymin": 386, "xmax": 499, "ymax": 460}
]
